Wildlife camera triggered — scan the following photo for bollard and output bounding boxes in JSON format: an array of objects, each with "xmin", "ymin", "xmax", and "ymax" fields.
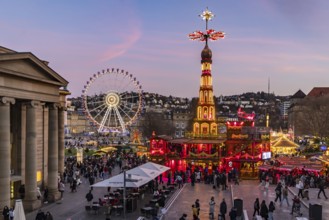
[
  {"xmin": 233, "ymin": 198, "xmax": 243, "ymax": 217},
  {"xmin": 309, "ymin": 203, "xmax": 322, "ymax": 220}
]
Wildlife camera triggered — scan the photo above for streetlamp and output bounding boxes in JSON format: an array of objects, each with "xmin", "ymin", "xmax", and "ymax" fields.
[{"xmin": 123, "ymin": 170, "xmax": 139, "ymax": 219}]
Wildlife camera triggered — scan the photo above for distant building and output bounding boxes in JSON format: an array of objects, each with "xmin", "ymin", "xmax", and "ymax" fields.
[
  {"xmin": 280, "ymin": 101, "xmax": 291, "ymax": 119},
  {"xmin": 172, "ymin": 111, "xmax": 192, "ymax": 138}
]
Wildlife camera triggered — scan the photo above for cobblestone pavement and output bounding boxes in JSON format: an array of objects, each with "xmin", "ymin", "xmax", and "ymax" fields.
[
  {"xmin": 165, "ymin": 180, "xmax": 329, "ymax": 220},
  {"xmin": 24, "ymin": 175, "xmax": 329, "ymax": 220},
  {"xmin": 165, "ymin": 183, "xmax": 233, "ymax": 220}
]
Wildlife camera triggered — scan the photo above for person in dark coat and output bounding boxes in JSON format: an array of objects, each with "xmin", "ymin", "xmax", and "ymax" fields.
[
  {"xmin": 274, "ymin": 182, "xmax": 282, "ymax": 202},
  {"xmin": 220, "ymin": 198, "xmax": 227, "ymax": 220},
  {"xmin": 35, "ymin": 209, "xmax": 46, "ymax": 220},
  {"xmin": 260, "ymin": 200, "xmax": 269, "ymax": 220},
  {"xmin": 253, "ymin": 198, "xmax": 260, "ymax": 217},
  {"xmin": 268, "ymin": 201, "xmax": 275, "ymax": 220},
  {"xmin": 318, "ymin": 179, "xmax": 328, "ymax": 199},
  {"xmin": 195, "ymin": 199, "xmax": 200, "ymax": 217},
  {"xmin": 2, "ymin": 206, "xmax": 9, "ymax": 220},
  {"xmin": 191, "ymin": 172, "xmax": 196, "ymax": 186},
  {"xmin": 45, "ymin": 211, "xmax": 53, "ymax": 220},
  {"xmin": 229, "ymin": 207, "xmax": 237, "ymax": 220}
]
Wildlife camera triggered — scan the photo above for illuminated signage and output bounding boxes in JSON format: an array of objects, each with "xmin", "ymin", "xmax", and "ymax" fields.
[{"xmin": 262, "ymin": 152, "xmax": 271, "ymax": 160}]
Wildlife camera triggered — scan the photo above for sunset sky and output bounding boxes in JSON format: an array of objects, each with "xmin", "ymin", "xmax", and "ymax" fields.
[{"xmin": 1, "ymin": 1, "xmax": 329, "ymax": 98}]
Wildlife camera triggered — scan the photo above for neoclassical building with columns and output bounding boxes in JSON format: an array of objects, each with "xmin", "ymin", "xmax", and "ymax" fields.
[{"xmin": 0, "ymin": 46, "xmax": 69, "ymax": 210}]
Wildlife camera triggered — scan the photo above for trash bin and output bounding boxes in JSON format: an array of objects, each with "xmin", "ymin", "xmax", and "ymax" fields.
[
  {"xmin": 233, "ymin": 198, "xmax": 243, "ymax": 217},
  {"xmin": 309, "ymin": 203, "xmax": 322, "ymax": 220}
]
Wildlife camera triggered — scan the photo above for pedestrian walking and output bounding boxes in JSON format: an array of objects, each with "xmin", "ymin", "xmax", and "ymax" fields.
[
  {"xmin": 85, "ymin": 190, "xmax": 94, "ymax": 205},
  {"xmin": 209, "ymin": 196, "xmax": 216, "ymax": 219},
  {"xmin": 191, "ymin": 172, "xmax": 196, "ymax": 186},
  {"xmin": 220, "ymin": 198, "xmax": 227, "ymax": 220},
  {"xmin": 175, "ymin": 174, "xmax": 183, "ymax": 188},
  {"xmin": 296, "ymin": 180, "xmax": 304, "ymax": 199},
  {"xmin": 317, "ymin": 179, "xmax": 328, "ymax": 199},
  {"xmin": 58, "ymin": 181, "xmax": 65, "ymax": 200},
  {"xmin": 192, "ymin": 204, "xmax": 199, "ymax": 220},
  {"xmin": 264, "ymin": 179, "xmax": 269, "ymax": 194},
  {"xmin": 280, "ymin": 185, "xmax": 290, "ymax": 207},
  {"xmin": 43, "ymin": 187, "xmax": 49, "ymax": 204},
  {"xmin": 268, "ymin": 201, "xmax": 275, "ymax": 220},
  {"xmin": 274, "ymin": 182, "xmax": 282, "ymax": 202},
  {"xmin": 253, "ymin": 198, "xmax": 260, "ymax": 217},
  {"xmin": 260, "ymin": 200, "xmax": 268, "ymax": 220},
  {"xmin": 195, "ymin": 199, "xmax": 200, "ymax": 217}
]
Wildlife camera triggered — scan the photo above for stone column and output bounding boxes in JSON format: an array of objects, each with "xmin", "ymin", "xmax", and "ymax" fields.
[
  {"xmin": 0, "ymin": 97, "xmax": 15, "ymax": 208},
  {"xmin": 48, "ymin": 104, "xmax": 60, "ymax": 201},
  {"xmin": 58, "ymin": 107, "xmax": 65, "ymax": 175},
  {"xmin": 24, "ymin": 101, "xmax": 41, "ymax": 210}
]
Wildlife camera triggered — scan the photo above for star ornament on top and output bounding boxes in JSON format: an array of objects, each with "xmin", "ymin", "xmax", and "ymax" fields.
[
  {"xmin": 200, "ymin": 8, "xmax": 214, "ymax": 21},
  {"xmin": 188, "ymin": 8, "xmax": 225, "ymax": 42}
]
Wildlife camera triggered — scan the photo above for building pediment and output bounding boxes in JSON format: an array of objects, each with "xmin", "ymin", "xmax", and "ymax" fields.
[
  {"xmin": 0, "ymin": 52, "xmax": 68, "ymax": 86},
  {"xmin": 0, "ymin": 49, "xmax": 69, "ymax": 103}
]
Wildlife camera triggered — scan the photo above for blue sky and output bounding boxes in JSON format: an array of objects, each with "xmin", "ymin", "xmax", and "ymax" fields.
[{"xmin": 1, "ymin": 1, "xmax": 329, "ymax": 98}]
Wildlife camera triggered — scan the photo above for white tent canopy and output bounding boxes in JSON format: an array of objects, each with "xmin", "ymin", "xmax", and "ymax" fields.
[
  {"xmin": 91, "ymin": 162, "xmax": 170, "ymax": 188},
  {"xmin": 126, "ymin": 167, "xmax": 161, "ymax": 179},
  {"xmin": 14, "ymin": 199, "xmax": 26, "ymax": 220},
  {"xmin": 91, "ymin": 172, "xmax": 150, "ymax": 188},
  {"xmin": 139, "ymin": 162, "xmax": 170, "ymax": 173}
]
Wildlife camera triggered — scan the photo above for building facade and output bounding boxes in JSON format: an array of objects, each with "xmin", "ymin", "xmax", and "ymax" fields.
[{"xmin": 0, "ymin": 46, "xmax": 69, "ymax": 210}]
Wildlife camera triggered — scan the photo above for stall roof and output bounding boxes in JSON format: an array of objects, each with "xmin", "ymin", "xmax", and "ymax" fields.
[{"xmin": 168, "ymin": 138, "xmax": 225, "ymax": 144}]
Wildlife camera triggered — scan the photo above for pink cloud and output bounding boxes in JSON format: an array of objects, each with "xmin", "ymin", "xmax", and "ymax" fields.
[{"xmin": 99, "ymin": 23, "xmax": 142, "ymax": 62}]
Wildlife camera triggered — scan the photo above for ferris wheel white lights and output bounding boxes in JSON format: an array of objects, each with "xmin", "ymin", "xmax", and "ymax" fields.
[{"xmin": 82, "ymin": 68, "xmax": 143, "ymax": 133}]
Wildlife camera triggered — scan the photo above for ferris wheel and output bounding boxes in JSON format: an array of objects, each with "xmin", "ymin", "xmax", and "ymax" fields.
[{"xmin": 82, "ymin": 68, "xmax": 143, "ymax": 133}]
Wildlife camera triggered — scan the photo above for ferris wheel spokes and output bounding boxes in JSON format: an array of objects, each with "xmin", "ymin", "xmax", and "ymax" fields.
[
  {"xmin": 114, "ymin": 106, "xmax": 126, "ymax": 133},
  {"xmin": 118, "ymin": 105, "xmax": 133, "ymax": 123},
  {"xmin": 98, "ymin": 107, "xmax": 111, "ymax": 133},
  {"xmin": 91, "ymin": 105, "xmax": 108, "ymax": 121},
  {"xmin": 88, "ymin": 102, "xmax": 107, "ymax": 113}
]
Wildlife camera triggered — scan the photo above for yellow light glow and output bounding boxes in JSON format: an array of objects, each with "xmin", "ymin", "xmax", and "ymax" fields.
[
  {"xmin": 37, "ymin": 171, "xmax": 42, "ymax": 182},
  {"xmin": 200, "ymin": 8, "xmax": 214, "ymax": 21}
]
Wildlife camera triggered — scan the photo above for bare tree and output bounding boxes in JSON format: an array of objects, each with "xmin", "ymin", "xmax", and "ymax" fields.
[
  {"xmin": 294, "ymin": 96, "xmax": 329, "ymax": 138},
  {"xmin": 139, "ymin": 111, "xmax": 175, "ymax": 138}
]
